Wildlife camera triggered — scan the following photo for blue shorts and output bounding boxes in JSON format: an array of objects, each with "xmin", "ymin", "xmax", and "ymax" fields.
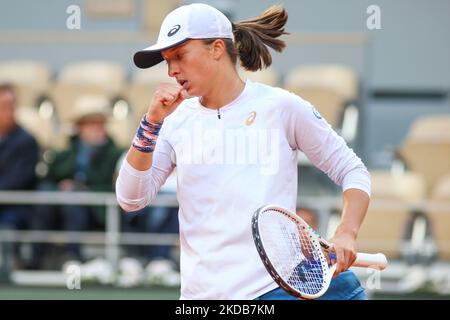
[{"xmin": 255, "ymin": 270, "xmax": 367, "ymax": 300}]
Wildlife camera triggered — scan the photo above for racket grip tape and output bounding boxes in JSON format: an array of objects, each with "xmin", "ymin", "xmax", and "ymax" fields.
[{"xmin": 353, "ymin": 253, "xmax": 388, "ymax": 270}]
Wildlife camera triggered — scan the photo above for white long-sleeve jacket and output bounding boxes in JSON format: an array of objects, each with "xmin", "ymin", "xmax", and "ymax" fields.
[{"xmin": 116, "ymin": 80, "xmax": 371, "ymax": 299}]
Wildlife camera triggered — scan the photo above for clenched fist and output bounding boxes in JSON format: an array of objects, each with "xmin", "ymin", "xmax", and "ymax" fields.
[{"xmin": 146, "ymin": 83, "xmax": 188, "ymax": 123}]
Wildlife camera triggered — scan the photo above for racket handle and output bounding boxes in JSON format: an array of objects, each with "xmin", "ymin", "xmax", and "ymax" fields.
[{"xmin": 353, "ymin": 253, "xmax": 388, "ymax": 270}]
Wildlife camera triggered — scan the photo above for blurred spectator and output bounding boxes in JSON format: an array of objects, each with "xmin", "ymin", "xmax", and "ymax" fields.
[
  {"xmin": 0, "ymin": 83, "xmax": 39, "ymax": 267},
  {"xmin": 296, "ymin": 207, "xmax": 319, "ymax": 231},
  {"xmin": 28, "ymin": 96, "xmax": 123, "ymax": 269}
]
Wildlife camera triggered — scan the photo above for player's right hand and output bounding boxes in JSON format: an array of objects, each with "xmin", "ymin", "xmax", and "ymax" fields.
[{"xmin": 146, "ymin": 83, "xmax": 188, "ymax": 123}]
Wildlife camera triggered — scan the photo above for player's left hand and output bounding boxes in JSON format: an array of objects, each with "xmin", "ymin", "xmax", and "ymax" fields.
[{"xmin": 328, "ymin": 230, "xmax": 357, "ymax": 277}]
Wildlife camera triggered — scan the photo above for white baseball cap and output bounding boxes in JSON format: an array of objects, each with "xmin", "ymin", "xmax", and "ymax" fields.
[{"xmin": 134, "ymin": 3, "xmax": 234, "ymax": 69}]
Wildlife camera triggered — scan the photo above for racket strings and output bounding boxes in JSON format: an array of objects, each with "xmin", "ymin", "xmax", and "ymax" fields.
[
  {"xmin": 291, "ymin": 227, "xmax": 325, "ymax": 294},
  {"xmin": 259, "ymin": 209, "xmax": 329, "ymax": 296}
]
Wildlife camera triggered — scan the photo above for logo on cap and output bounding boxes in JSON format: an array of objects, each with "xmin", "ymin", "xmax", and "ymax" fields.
[{"xmin": 167, "ymin": 24, "xmax": 181, "ymax": 37}]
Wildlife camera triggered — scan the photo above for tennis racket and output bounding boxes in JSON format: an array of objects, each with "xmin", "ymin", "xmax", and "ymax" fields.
[{"xmin": 252, "ymin": 204, "xmax": 388, "ymax": 299}]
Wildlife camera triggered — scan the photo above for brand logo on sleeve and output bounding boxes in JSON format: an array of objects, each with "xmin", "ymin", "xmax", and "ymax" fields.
[
  {"xmin": 167, "ymin": 24, "xmax": 181, "ymax": 37},
  {"xmin": 311, "ymin": 106, "xmax": 322, "ymax": 119}
]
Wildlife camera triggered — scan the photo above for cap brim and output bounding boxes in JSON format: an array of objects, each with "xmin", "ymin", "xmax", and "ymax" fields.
[{"xmin": 133, "ymin": 39, "xmax": 189, "ymax": 69}]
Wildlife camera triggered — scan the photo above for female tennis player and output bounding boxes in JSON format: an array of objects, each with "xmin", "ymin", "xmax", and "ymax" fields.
[{"xmin": 116, "ymin": 3, "xmax": 371, "ymax": 300}]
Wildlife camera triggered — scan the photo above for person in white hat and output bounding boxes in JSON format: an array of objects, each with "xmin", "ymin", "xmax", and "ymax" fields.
[
  {"xmin": 70, "ymin": 96, "xmax": 112, "ymax": 150},
  {"xmin": 28, "ymin": 96, "xmax": 124, "ymax": 269},
  {"xmin": 117, "ymin": 3, "xmax": 371, "ymax": 300}
]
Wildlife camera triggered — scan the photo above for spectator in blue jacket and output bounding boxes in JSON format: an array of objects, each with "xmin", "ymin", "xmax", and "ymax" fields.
[{"xmin": 0, "ymin": 83, "xmax": 39, "ymax": 266}]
